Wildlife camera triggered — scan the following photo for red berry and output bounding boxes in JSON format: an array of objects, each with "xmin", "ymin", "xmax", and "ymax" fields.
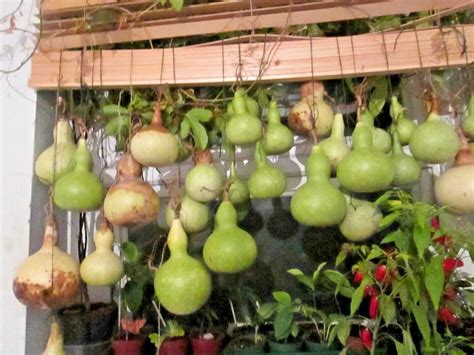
[
  {"xmin": 443, "ymin": 258, "xmax": 464, "ymax": 274},
  {"xmin": 434, "ymin": 235, "xmax": 453, "ymax": 248},
  {"xmin": 438, "ymin": 305, "xmax": 459, "ymax": 325},
  {"xmin": 443, "ymin": 288, "xmax": 457, "ymax": 301},
  {"xmin": 431, "ymin": 217, "xmax": 441, "ymax": 229},
  {"xmin": 374, "ymin": 265, "xmax": 388, "ymax": 283},
  {"xmin": 364, "ymin": 285, "xmax": 379, "ymax": 298},
  {"xmin": 369, "ymin": 296, "xmax": 379, "ymax": 319},
  {"xmin": 354, "ymin": 271, "xmax": 364, "ymax": 284},
  {"xmin": 360, "ymin": 328, "xmax": 373, "ymax": 349}
]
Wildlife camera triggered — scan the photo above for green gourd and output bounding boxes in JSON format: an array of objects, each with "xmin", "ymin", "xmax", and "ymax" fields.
[
  {"xmin": 35, "ymin": 119, "xmax": 77, "ymax": 185},
  {"xmin": 248, "ymin": 142, "xmax": 286, "ymax": 199},
  {"xmin": 165, "ymin": 195, "xmax": 209, "ymax": 234},
  {"xmin": 53, "ymin": 137, "xmax": 105, "ymax": 211},
  {"xmin": 228, "ymin": 161, "xmax": 250, "ymax": 206},
  {"xmin": 409, "ymin": 95, "xmax": 460, "ymax": 164},
  {"xmin": 203, "ymin": 200, "xmax": 257, "ymax": 274},
  {"xmin": 185, "ymin": 149, "xmax": 224, "ymax": 202},
  {"xmin": 461, "ymin": 95, "xmax": 474, "ymax": 139},
  {"xmin": 338, "ymin": 195, "xmax": 382, "ymax": 242},
  {"xmin": 80, "ymin": 221, "xmax": 124, "ymax": 286},
  {"xmin": 337, "ymin": 122, "xmax": 394, "ymax": 193},
  {"xmin": 226, "ymin": 93, "xmax": 260, "ymax": 118},
  {"xmin": 154, "ymin": 218, "xmax": 212, "ymax": 315},
  {"xmin": 226, "ymin": 89, "xmax": 262, "ymax": 146},
  {"xmin": 290, "ymin": 145, "xmax": 346, "ymax": 226},
  {"xmin": 262, "ymin": 101, "xmax": 293, "ymax": 155},
  {"xmin": 360, "ymin": 109, "xmax": 391, "ymax": 153},
  {"xmin": 319, "ymin": 113, "xmax": 350, "ymax": 172},
  {"xmin": 391, "ymin": 131, "xmax": 421, "ymax": 187},
  {"xmin": 389, "ymin": 96, "xmax": 416, "ymax": 145}
]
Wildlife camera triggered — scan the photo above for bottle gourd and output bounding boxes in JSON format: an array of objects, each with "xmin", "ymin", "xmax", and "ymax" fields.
[
  {"xmin": 226, "ymin": 89, "xmax": 262, "ymax": 146},
  {"xmin": 262, "ymin": 101, "xmax": 293, "ymax": 155}
]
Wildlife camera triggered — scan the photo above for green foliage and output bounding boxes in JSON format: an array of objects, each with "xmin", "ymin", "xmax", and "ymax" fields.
[
  {"xmin": 149, "ymin": 320, "xmax": 185, "ymax": 349},
  {"xmin": 180, "ymin": 108, "xmax": 213, "ymax": 150}
]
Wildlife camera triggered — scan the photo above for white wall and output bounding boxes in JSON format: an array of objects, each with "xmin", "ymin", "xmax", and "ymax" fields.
[{"xmin": 0, "ymin": 1, "xmax": 38, "ymax": 353}]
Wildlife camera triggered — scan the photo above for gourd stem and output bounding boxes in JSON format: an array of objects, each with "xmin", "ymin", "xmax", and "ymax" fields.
[
  {"xmin": 352, "ymin": 122, "xmax": 373, "ymax": 150},
  {"xmin": 267, "ymin": 101, "xmax": 280, "ymax": 124},
  {"xmin": 168, "ymin": 219, "xmax": 188, "ymax": 256},
  {"xmin": 55, "ymin": 119, "xmax": 73, "ymax": 144},
  {"xmin": 254, "ymin": 141, "xmax": 266, "ymax": 167},
  {"xmin": 331, "ymin": 113, "xmax": 345, "ymax": 140},
  {"xmin": 391, "ymin": 131, "xmax": 404, "ymax": 156},
  {"xmin": 74, "ymin": 138, "xmax": 93, "ymax": 172},
  {"xmin": 42, "ymin": 216, "xmax": 58, "ymax": 248},
  {"xmin": 151, "ymin": 102, "xmax": 163, "ymax": 127},
  {"xmin": 232, "ymin": 90, "xmax": 248, "ymax": 115}
]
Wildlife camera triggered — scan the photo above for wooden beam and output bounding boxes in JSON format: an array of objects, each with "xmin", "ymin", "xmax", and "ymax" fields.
[
  {"xmin": 38, "ymin": 0, "xmax": 471, "ymax": 51},
  {"xmin": 29, "ymin": 25, "xmax": 474, "ymax": 90}
]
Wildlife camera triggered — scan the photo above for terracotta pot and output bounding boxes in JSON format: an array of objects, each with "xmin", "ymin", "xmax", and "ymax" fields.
[
  {"xmin": 191, "ymin": 335, "xmax": 222, "ymax": 355},
  {"xmin": 112, "ymin": 337, "xmax": 144, "ymax": 355},
  {"xmin": 159, "ymin": 336, "xmax": 189, "ymax": 355}
]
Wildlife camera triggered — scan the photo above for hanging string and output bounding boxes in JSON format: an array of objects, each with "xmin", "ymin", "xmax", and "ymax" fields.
[
  {"xmin": 172, "ymin": 46, "xmax": 177, "ymax": 86},
  {"xmin": 350, "ymin": 35, "xmax": 357, "ymax": 76},
  {"xmin": 439, "ymin": 26, "xmax": 450, "ymax": 67},
  {"xmin": 335, "ymin": 36, "xmax": 347, "ymax": 112},
  {"xmin": 309, "ymin": 36, "xmax": 318, "ymax": 144},
  {"xmin": 380, "ymin": 30, "xmax": 393, "ymax": 97},
  {"xmin": 413, "ymin": 25, "xmax": 424, "ymax": 70}
]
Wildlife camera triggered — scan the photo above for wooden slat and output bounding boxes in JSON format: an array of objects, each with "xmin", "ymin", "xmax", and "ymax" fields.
[
  {"xmin": 38, "ymin": 0, "xmax": 471, "ymax": 51},
  {"xmin": 29, "ymin": 25, "xmax": 474, "ymax": 89}
]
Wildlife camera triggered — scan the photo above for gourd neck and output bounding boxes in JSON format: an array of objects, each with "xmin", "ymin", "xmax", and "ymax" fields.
[
  {"xmin": 117, "ymin": 153, "xmax": 142, "ymax": 181},
  {"xmin": 94, "ymin": 222, "xmax": 114, "ymax": 251},
  {"xmin": 254, "ymin": 141, "xmax": 267, "ymax": 167},
  {"xmin": 168, "ymin": 219, "xmax": 188, "ymax": 256},
  {"xmin": 469, "ymin": 95, "xmax": 474, "ymax": 116},
  {"xmin": 391, "ymin": 131, "xmax": 404, "ymax": 156},
  {"xmin": 150, "ymin": 103, "xmax": 164, "ymax": 128},
  {"xmin": 193, "ymin": 149, "xmax": 213, "ymax": 166},
  {"xmin": 42, "ymin": 217, "xmax": 58, "ymax": 249},
  {"xmin": 390, "ymin": 96, "xmax": 403, "ymax": 121},
  {"xmin": 352, "ymin": 122, "xmax": 373, "ymax": 150},
  {"xmin": 360, "ymin": 109, "xmax": 375, "ymax": 129},
  {"xmin": 73, "ymin": 138, "xmax": 93, "ymax": 172},
  {"xmin": 330, "ymin": 113, "xmax": 345, "ymax": 140},
  {"xmin": 233, "ymin": 90, "xmax": 248, "ymax": 115},
  {"xmin": 426, "ymin": 95, "xmax": 441, "ymax": 122},
  {"xmin": 267, "ymin": 101, "xmax": 281, "ymax": 125},
  {"xmin": 215, "ymin": 201, "xmax": 238, "ymax": 228},
  {"xmin": 55, "ymin": 119, "xmax": 74, "ymax": 145},
  {"xmin": 230, "ymin": 161, "xmax": 237, "ymax": 179},
  {"xmin": 306, "ymin": 145, "xmax": 331, "ymax": 181}
]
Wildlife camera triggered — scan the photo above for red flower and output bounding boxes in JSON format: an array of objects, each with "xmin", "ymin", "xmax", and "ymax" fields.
[
  {"xmin": 438, "ymin": 305, "xmax": 459, "ymax": 325},
  {"xmin": 369, "ymin": 296, "xmax": 379, "ymax": 319},
  {"xmin": 364, "ymin": 285, "xmax": 379, "ymax": 298},
  {"xmin": 354, "ymin": 271, "xmax": 364, "ymax": 284},
  {"xmin": 443, "ymin": 288, "xmax": 457, "ymax": 301},
  {"xmin": 431, "ymin": 217, "xmax": 441, "ymax": 229},
  {"xmin": 434, "ymin": 235, "xmax": 453, "ymax": 248},
  {"xmin": 374, "ymin": 265, "xmax": 388, "ymax": 283},
  {"xmin": 360, "ymin": 328, "xmax": 373, "ymax": 349},
  {"xmin": 443, "ymin": 258, "xmax": 464, "ymax": 274}
]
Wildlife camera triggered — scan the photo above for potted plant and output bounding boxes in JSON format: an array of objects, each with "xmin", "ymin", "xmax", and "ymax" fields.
[
  {"xmin": 257, "ymin": 291, "xmax": 306, "ymax": 353},
  {"xmin": 112, "ymin": 319, "xmax": 146, "ymax": 355},
  {"xmin": 190, "ymin": 306, "xmax": 224, "ymax": 355},
  {"xmin": 149, "ymin": 320, "xmax": 189, "ymax": 355}
]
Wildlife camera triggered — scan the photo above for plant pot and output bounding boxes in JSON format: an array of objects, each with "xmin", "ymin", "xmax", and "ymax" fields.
[
  {"xmin": 224, "ymin": 333, "xmax": 266, "ymax": 354},
  {"xmin": 112, "ymin": 337, "xmax": 144, "ymax": 355},
  {"xmin": 159, "ymin": 336, "xmax": 189, "ymax": 355},
  {"xmin": 268, "ymin": 340, "xmax": 303, "ymax": 353},
  {"xmin": 64, "ymin": 340, "xmax": 112, "ymax": 355},
  {"xmin": 57, "ymin": 302, "xmax": 118, "ymax": 345},
  {"xmin": 191, "ymin": 334, "xmax": 223, "ymax": 355},
  {"xmin": 305, "ymin": 341, "xmax": 339, "ymax": 354}
]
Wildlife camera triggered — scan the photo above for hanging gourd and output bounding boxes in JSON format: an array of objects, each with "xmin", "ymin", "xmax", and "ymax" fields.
[
  {"xmin": 262, "ymin": 101, "xmax": 293, "ymax": 155},
  {"xmin": 226, "ymin": 92, "xmax": 260, "ymax": 118},
  {"xmin": 53, "ymin": 137, "xmax": 105, "ymax": 211},
  {"xmin": 319, "ymin": 113, "xmax": 350, "ymax": 172},
  {"xmin": 391, "ymin": 131, "xmax": 421, "ymax": 187},
  {"xmin": 290, "ymin": 145, "xmax": 346, "ymax": 226},
  {"xmin": 461, "ymin": 94, "xmax": 474, "ymax": 139},
  {"xmin": 104, "ymin": 153, "xmax": 160, "ymax": 225},
  {"xmin": 409, "ymin": 94, "xmax": 460, "ymax": 164},
  {"xmin": 289, "ymin": 81, "xmax": 334, "ymax": 138},
  {"xmin": 130, "ymin": 102, "xmax": 179, "ymax": 167},
  {"xmin": 185, "ymin": 149, "xmax": 224, "ymax": 202},
  {"xmin": 13, "ymin": 216, "xmax": 80, "ymax": 309},
  {"xmin": 338, "ymin": 195, "xmax": 382, "ymax": 242},
  {"xmin": 359, "ymin": 109, "xmax": 391, "ymax": 154},
  {"xmin": 35, "ymin": 119, "xmax": 77, "ymax": 185},
  {"xmin": 228, "ymin": 161, "xmax": 250, "ymax": 207},
  {"xmin": 165, "ymin": 195, "xmax": 209, "ymax": 234},
  {"xmin": 226, "ymin": 89, "xmax": 263, "ymax": 146},
  {"xmin": 337, "ymin": 122, "xmax": 394, "ymax": 193},
  {"xmin": 389, "ymin": 96, "xmax": 416, "ymax": 145},
  {"xmin": 43, "ymin": 321, "xmax": 65, "ymax": 355},
  {"xmin": 248, "ymin": 141, "xmax": 287, "ymax": 199},
  {"xmin": 435, "ymin": 129, "xmax": 474, "ymax": 214},
  {"xmin": 154, "ymin": 217, "xmax": 212, "ymax": 315},
  {"xmin": 80, "ymin": 220, "xmax": 124, "ymax": 286},
  {"xmin": 203, "ymin": 199, "xmax": 257, "ymax": 274}
]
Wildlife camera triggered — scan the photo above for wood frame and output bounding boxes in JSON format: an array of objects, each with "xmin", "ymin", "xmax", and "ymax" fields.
[
  {"xmin": 29, "ymin": 25, "xmax": 474, "ymax": 89},
  {"xmin": 37, "ymin": 0, "xmax": 474, "ymax": 51}
]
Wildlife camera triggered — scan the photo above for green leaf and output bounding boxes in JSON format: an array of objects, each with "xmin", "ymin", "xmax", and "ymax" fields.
[
  {"xmin": 394, "ymin": 279, "xmax": 409, "ymax": 309},
  {"xmin": 414, "ymin": 224, "xmax": 431, "ymax": 258},
  {"xmin": 367, "ymin": 246, "xmax": 384, "ymax": 260},
  {"xmin": 273, "ymin": 291, "xmax": 292, "ymax": 305},
  {"xmin": 351, "ymin": 279, "xmax": 369, "ymax": 316},
  {"xmin": 287, "ymin": 268, "xmax": 304, "ymax": 276},
  {"xmin": 149, "ymin": 333, "xmax": 163, "ymax": 347},
  {"xmin": 336, "ymin": 320, "xmax": 351, "ymax": 346},
  {"xmin": 102, "ymin": 104, "xmax": 128, "ymax": 116},
  {"xmin": 274, "ymin": 309, "xmax": 293, "ymax": 340},
  {"xmin": 187, "ymin": 117, "xmax": 209, "ymax": 150},
  {"xmin": 424, "ymin": 255, "xmax": 444, "ymax": 310},
  {"xmin": 180, "ymin": 118, "xmax": 191, "ymax": 139},
  {"xmin": 367, "ymin": 77, "xmax": 388, "ymax": 117},
  {"xmin": 186, "ymin": 108, "xmax": 213, "ymax": 122},
  {"xmin": 411, "ymin": 301, "xmax": 431, "ymax": 346},
  {"xmin": 257, "ymin": 303, "xmax": 276, "ymax": 319},
  {"xmin": 169, "ymin": 0, "xmax": 183, "ymax": 11},
  {"xmin": 312, "ymin": 262, "xmax": 327, "ymax": 282},
  {"xmin": 380, "ymin": 294, "xmax": 396, "ymax": 324},
  {"xmin": 395, "ymin": 340, "xmax": 410, "ymax": 355},
  {"xmin": 323, "ymin": 270, "xmax": 346, "ymax": 285},
  {"xmin": 339, "ymin": 286, "xmax": 355, "ymax": 298},
  {"xmin": 402, "ymin": 330, "xmax": 415, "ymax": 355},
  {"xmin": 336, "ymin": 250, "xmax": 348, "ymax": 266},
  {"xmin": 380, "ymin": 211, "xmax": 401, "ymax": 229},
  {"xmin": 122, "ymin": 242, "xmax": 139, "ymax": 263},
  {"xmin": 124, "ymin": 282, "xmax": 143, "ymax": 314},
  {"xmin": 381, "ymin": 229, "xmax": 403, "ymax": 244}
]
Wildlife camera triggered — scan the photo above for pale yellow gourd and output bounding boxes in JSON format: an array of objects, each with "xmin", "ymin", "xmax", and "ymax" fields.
[
  {"xmin": 80, "ymin": 222, "xmax": 124, "ymax": 286},
  {"xmin": 43, "ymin": 322, "xmax": 65, "ymax": 355}
]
